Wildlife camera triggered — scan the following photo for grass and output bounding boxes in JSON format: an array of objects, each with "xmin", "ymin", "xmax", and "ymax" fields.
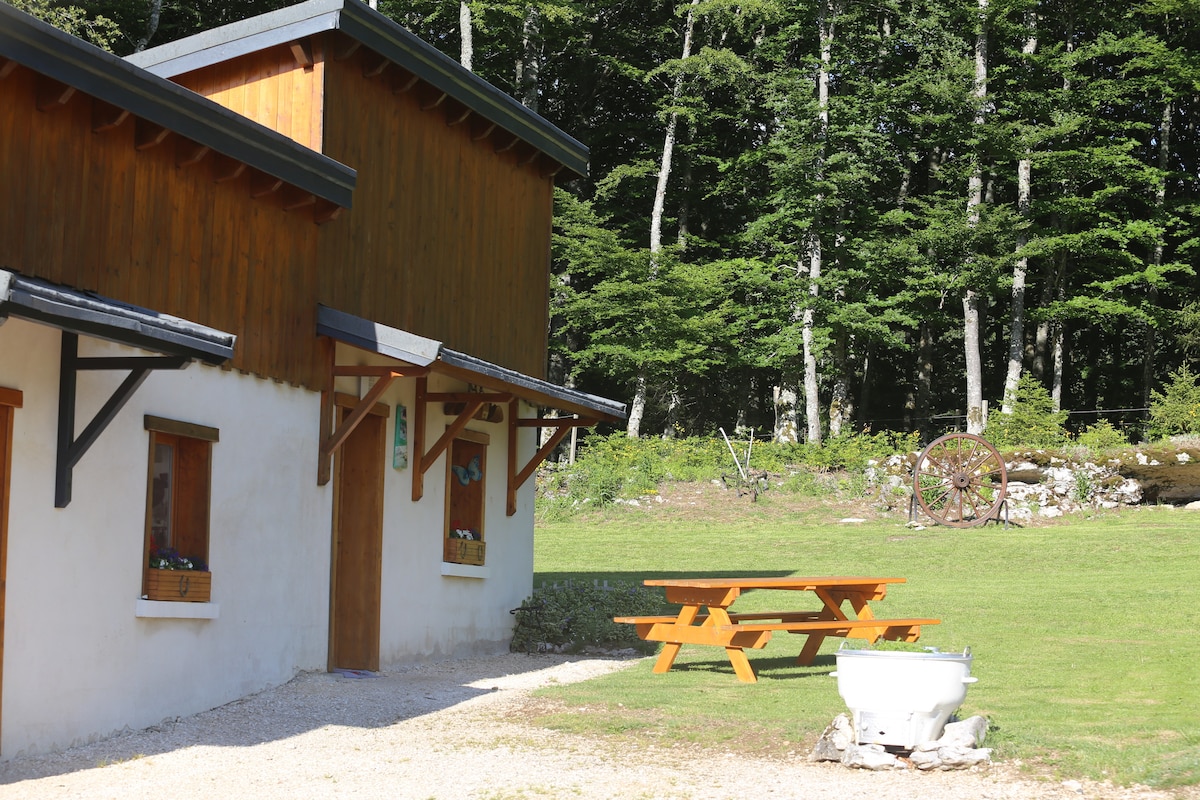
[{"xmin": 529, "ymin": 492, "xmax": 1200, "ymax": 789}]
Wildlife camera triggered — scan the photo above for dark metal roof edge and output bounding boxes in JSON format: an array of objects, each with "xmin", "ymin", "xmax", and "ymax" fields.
[
  {"xmin": 0, "ymin": 4, "xmax": 355, "ymax": 208},
  {"xmin": 335, "ymin": 3, "xmax": 588, "ymax": 178},
  {"xmin": 128, "ymin": 0, "xmax": 589, "ymax": 179},
  {"xmin": 126, "ymin": 1, "xmax": 343, "ymax": 75},
  {"xmin": 0, "ymin": 270, "xmax": 235, "ymax": 364},
  {"xmin": 316, "ymin": 304, "xmax": 440, "ymax": 365},
  {"xmin": 439, "ymin": 348, "xmax": 627, "ymax": 421},
  {"xmin": 316, "ymin": 305, "xmax": 625, "ymax": 420}
]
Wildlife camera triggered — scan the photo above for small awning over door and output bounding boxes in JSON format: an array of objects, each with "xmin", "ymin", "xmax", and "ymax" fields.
[
  {"xmin": 316, "ymin": 304, "xmax": 626, "ymax": 513},
  {"xmin": 316, "ymin": 304, "xmax": 624, "ymax": 421}
]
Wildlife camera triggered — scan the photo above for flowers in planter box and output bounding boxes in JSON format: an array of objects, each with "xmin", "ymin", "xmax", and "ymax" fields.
[{"xmin": 149, "ymin": 547, "xmax": 207, "ymax": 571}]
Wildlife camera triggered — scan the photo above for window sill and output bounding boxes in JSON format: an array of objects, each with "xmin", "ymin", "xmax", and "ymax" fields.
[
  {"xmin": 135, "ymin": 599, "xmax": 220, "ymax": 619},
  {"xmin": 440, "ymin": 562, "xmax": 489, "ymax": 580}
]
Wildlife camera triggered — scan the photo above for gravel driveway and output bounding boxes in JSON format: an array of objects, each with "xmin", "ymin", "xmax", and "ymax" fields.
[{"xmin": 0, "ymin": 653, "xmax": 1190, "ymax": 800}]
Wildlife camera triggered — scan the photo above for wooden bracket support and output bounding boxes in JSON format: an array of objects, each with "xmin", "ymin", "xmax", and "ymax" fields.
[
  {"xmin": 317, "ymin": 362, "xmax": 428, "ymax": 486},
  {"xmin": 506, "ymin": 412, "xmax": 597, "ymax": 515},
  {"xmin": 55, "ymin": 332, "xmax": 190, "ymax": 507},
  {"xmin": 410, "ymin": 377, "xmax": 512, "ymax": 501}
]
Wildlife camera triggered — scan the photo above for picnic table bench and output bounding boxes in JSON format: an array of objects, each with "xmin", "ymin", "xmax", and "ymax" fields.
[{"xmin": 614, "ymin": 576, "xmax": 939, "ymax": 683}]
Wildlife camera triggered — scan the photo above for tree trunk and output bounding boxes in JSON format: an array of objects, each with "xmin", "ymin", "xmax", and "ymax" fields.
[
  {"xmin": 1142, "ymin": 100, "xmax": 1172, "ymax": 415},
  {"xmin": 858, "ymin": 342, "xmax": 873, "ymax": 429},
  {"xmin": 916, "ymin": 321, "xmax": 934, "ymax": 440},
  {"xmin": 1002, "ymin": 16, "xmax": 1036, "ymax": 414},
  {"xmin": 459, "ymin": 1, "xmax": 473, "ymax": 70},
  {"xmin": 663, "ymin": 387, "xmax": 682, "ymax": 439},
  {"xmin": 649, "ymin": 0, "xmax": 698, "ymax": 262},
  {"xmin": 627, "ymin": 373, "xmax": 647, "ymax": 439},
  {"xmin": 517, "ymin": 5, "xmax": 540, "ymax": 111},
  {"xmin": 828, "ymin": 331, "xmax": 849, "ymax": 437},
  {"xmin": 964, "ymin": 291, "xmax": 984, "ymax": 433},
  {"xmin": 628, "ymin": 0, "xmax": 698, "ymax": 438},
  {"xmin": 801, "ymin": 0, "xmax": 837, "ymax": 446},
  {"xmin": 773, "ymin": 382, "xmax": 800, "ymax": 444},
  {"xmin": 134, "ymin": 0, "xmax": 162, "ymax": 52},
  {"xmin": 963, "ymin": 0, "xmax": 988, "ymax": 435}
]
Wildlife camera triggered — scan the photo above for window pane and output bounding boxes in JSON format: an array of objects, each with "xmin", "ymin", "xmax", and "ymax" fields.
[{"xmin": 150, "ymin": 442, "xmax": 174, "ymax": 551}]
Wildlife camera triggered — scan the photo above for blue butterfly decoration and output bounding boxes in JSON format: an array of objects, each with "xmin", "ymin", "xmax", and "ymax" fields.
[{"xmin": 451, "ymin": 455, "xmax": 483, "ymax": 486}]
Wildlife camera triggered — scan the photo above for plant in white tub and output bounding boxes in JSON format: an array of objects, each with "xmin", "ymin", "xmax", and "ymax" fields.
[{"xmin": 831, "ymin": 642, "xmax": 978, "ymax": 749}]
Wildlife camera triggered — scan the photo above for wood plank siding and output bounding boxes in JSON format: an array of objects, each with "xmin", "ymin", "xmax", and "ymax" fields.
[
  {"xmin": 3, "ymin": 29, "xmax": 555, "ymax": 391},
  {"xmin": 172, "ymin": 33, "xmax": 554, "ymax": 380},
  {"xmin": 0, "ymin": 64, "xmax": 326, "ymax": 388}
]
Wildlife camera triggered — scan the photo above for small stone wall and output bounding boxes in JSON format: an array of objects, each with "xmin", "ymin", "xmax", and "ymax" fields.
[{"xmin": 868, "ymin": 446, "xmax": 1200, "ymax": 522}]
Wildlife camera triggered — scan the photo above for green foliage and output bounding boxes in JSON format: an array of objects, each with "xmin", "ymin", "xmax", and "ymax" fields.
[
  {"xmin": 984, "ymin": 375, "xmax": 1069, "ymax": 449},
  {"xmin": 1148, "ymin": 366, "xmax": 1200, "ymax": 438},
  {"xmin": 784, "ymin": 430, "xmax": 921, "ymax": 473},
  {"xmin": 1074, "ymin": 420, "xmax": 1130, "ymax": 452},
  {"xmin": 536, "ymin": 431, "xmax": 919, "ymax": 516},
  {"xmin": 9, "ymin": 0, "xmax": 120, "ymax": 48},
  {"xmin": 509, "ymin": 580, "xmax": 665, "ymax": 654}
]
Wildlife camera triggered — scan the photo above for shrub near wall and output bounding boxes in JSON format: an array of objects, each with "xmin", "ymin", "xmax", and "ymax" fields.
[{"xmin": 510, "ymin": 580, "xmax": 665, "ymax": 654}]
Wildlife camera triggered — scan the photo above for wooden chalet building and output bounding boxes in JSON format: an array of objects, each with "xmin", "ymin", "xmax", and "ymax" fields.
[{"xmin": 0, "ymin": 0, "xmax": 623, "ymax": 758}]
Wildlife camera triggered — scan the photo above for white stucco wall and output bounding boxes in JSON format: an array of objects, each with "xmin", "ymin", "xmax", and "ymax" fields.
[
  {"xmin": 0, "ymin": 325, "xmax": 540, "ymax": 758},
  {"xmin": 0, "ymin": 319, "xmax": 333, "ymax": 757}
]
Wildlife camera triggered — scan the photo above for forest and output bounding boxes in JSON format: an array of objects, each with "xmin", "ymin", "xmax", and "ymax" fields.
[{"xmin": 14, "ymin": 0, "xmax": 1200, "ymax": 444}]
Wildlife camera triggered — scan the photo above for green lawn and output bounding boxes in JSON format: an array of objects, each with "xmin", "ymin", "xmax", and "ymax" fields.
[{"xmin": 531, "ymin": 501, "xmax": 1200, "ymax": 789}]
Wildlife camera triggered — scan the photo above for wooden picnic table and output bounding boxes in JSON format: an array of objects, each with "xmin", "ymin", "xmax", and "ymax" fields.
[{"xmin": 614, "ymin": 576, "xmax": 939, "ymax": 683}]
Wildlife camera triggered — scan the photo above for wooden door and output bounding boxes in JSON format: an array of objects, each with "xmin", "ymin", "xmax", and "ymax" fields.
[
  {"xmin": 329, "ymin": 401, "xmax": 386, "ymax": 672},
  {"xmin": 0, "ymin": 387, "xmax": 22, "ymax": 753}
]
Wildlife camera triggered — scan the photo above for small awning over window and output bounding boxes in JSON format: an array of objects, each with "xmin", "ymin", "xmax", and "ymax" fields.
[
  {"xmin": 0, "ymin": 270, "xmax": 235, "ymax": 364},
  {"xmin": 316, "ymin": 304, "xmax": 624, "ymax": 422}
]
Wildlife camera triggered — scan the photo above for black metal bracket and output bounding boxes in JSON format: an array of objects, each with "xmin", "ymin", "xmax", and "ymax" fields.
[{"xmin": 55, "ymin": 332, "xmax": 190, "ymax": 507}]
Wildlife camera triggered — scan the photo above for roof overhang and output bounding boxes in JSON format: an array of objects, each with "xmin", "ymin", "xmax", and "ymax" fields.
[
  {"xmin": 0, "ymin": 269, "xmax": 235, "ymax": 365},
  {"xmin": 0, "ymin": 3, "xmax": 355, "ymax": 210},
  {"xmin": 126, "ymin": 0, "xmax": 589, "ymax": 180},
  {"xmin": 317, "ymin": 304, "xmax": 624, "ymax": 421}
]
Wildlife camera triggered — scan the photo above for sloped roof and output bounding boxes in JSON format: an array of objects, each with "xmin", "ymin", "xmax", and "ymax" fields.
[
  {"xmin": 127, "ymin": 0, "xmax": 589, "ymax": 179},
  {"xmin": 317, "ymin": 305, "xmax": 626, "ymax": 421},
  {"xmin": 0, "ymin": 3, "xmax": 355, "ymax": 210},
  {"xmin": 0, "ymin": 270, "xmax": 235, "ymax": 365}
]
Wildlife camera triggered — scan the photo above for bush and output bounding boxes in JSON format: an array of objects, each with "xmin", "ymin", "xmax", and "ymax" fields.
[
  {"xmin": 984, "ymin": 375, "xmax": 1068, "ymax": 449},
  {"xmin": 1074, "ymin": 420, "xmax": 1129, "ymax": 452},
  {"xmin": 510, "ymin": 580, "xmax": 666, "ymax": 653},
  {"xmin": 534, "ymin": 430, "xmax": 923, "ymax": 516},
  {"xmin": 1148, "ymin": 366, "xmax": 1200, "ymax": 439}
]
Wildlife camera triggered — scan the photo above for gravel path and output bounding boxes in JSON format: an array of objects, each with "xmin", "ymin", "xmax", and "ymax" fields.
[{"xmin": 0, "ymin": 653, "xmax": 1190, "ymax": 800}]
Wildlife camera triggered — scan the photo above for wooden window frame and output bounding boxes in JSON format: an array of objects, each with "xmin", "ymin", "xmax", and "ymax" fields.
[
  {"xmin": 443, "ymin": 428, "xmax": 489, "ymax": 566},
  {"xmin": 142, "ymin": 416, "xmax": 217, "ymax": 600}
]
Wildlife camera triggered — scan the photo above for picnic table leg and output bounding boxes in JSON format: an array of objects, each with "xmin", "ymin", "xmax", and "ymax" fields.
[
  {"xmin": 652, "ymin": 604, "xmax": 701, "ymax": 674},
  {"xmin": 707, "ymin": 608, "xmax": 758, "ymax": 683},
  {"xmin": 726, "ymin": 647, "xmax": 757, "ymax": 682},
  {"xmin": 653, "ymin": 643, "xmax": 683, "ymax": 674},
  {"xmin": 798, "ymin": 588, "xmax": 878, "ymax": 664},
  {"xmin": 797, "ymin": 633, "xmax": 826, "ymax": 665}
]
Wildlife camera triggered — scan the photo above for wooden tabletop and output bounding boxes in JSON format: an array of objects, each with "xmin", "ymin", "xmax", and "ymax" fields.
[{"xmin": 642, "ymin": 576, "xmax": 907, "ymax": 590}]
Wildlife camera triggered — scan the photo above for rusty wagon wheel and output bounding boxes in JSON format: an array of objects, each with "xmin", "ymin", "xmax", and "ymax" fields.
[{"xmin": 913, "ymin": 433, "xmax": 1008, "ymax": 527}]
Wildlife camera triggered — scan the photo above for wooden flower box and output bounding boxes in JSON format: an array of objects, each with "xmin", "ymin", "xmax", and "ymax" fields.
[
  {"xmin": 145, "ymin": 568, "xmax": 211, "ymax": 602},
  {"xmin": 444, "ymin": 538, "xmax": 486, "ymax": 566}
]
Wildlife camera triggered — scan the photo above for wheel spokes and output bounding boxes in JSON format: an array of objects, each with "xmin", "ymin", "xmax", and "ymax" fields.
[{"xmin": 912, "ymin": 433, "xmax": 1008, "ymax": 527}]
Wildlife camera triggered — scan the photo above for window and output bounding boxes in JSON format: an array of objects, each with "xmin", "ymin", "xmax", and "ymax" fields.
[
  {"xmin": 142, "ymin": 416, "xmax": 217, "ymax": 601},
  {"xmin": 444, "ymin": 429, "xmax": 488, "ymax": 566}
]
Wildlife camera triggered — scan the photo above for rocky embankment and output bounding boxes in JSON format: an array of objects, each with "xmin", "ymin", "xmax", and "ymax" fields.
[{"xmin": 873, "ymin": 444, "xmax": 1200, "ymax": 523}]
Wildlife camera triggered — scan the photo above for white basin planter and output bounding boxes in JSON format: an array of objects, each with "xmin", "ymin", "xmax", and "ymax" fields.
[{"xmin": 832, "ymin": 646, "xmax": 977, "ymax": 749}]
